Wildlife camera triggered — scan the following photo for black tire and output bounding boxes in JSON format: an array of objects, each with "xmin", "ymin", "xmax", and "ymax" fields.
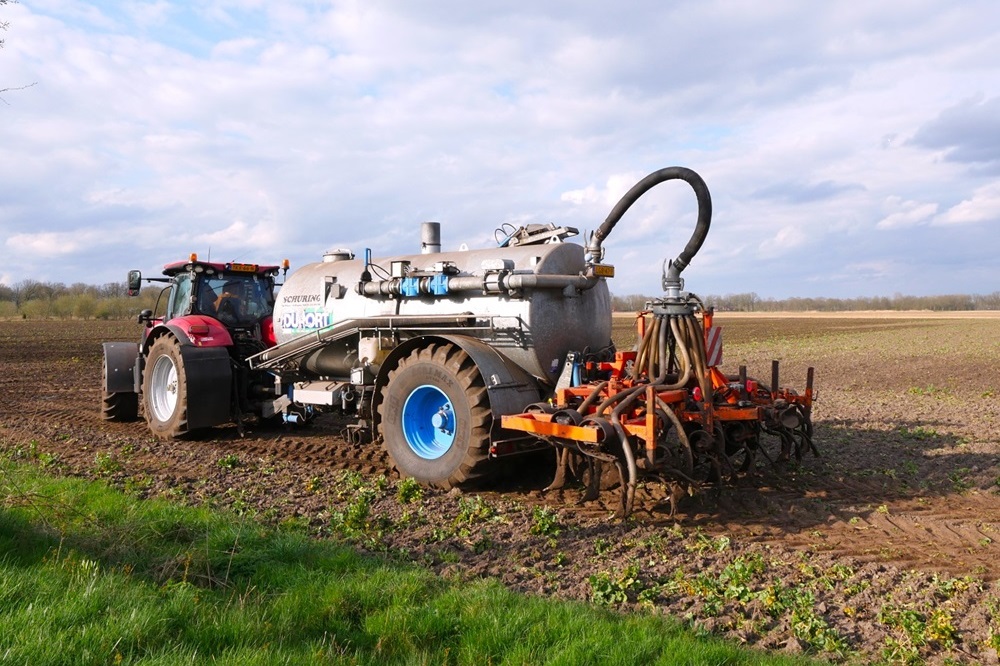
[
  {"xmin": 142, "ymin": 335, "xmax": 190, "ymax": 439},
  {"xmin": 100, "ymin": 357, "xmax": 138, "ymax": 422},
  {"xmin": 378, "ymin": 343, "xmax": 491, "ymax": 488}
]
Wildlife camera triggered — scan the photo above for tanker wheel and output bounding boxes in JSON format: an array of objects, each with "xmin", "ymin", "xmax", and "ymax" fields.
[
  {"xmin": 142, "ymin": 336, "xmax": 190, "ymax": 439},
  {"xmin": 379, "ymin": 343, "xmax": 491, "ymax": 489},
  {"xmin": 100, "ymin": 357, "xmax": 138, "ymax": 422}
]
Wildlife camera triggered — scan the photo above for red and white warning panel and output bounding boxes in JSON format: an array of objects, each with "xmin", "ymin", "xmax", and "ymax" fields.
[{"xmin": 705, "ymin": 325, "xmax": 723, "ymax": 367}]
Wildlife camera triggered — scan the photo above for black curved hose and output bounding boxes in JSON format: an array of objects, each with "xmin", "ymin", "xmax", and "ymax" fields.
[{"xmin": 589, "ymin": 166, "xmax": 712, "ymax": 274}]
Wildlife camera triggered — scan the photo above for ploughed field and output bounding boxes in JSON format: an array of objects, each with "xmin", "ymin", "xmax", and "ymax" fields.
[{"xmin": 3, "ymin": 314, "xmax": 1000, "ymax": 663}]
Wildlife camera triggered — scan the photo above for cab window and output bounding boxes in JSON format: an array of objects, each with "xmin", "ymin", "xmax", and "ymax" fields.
[
  {"xmin": 168, "ymin": 274, "xmax": 193, "ymax": 319},
  {"xmin": 195, "ymin": 274, "xmax": 274, "ymax": 325}
]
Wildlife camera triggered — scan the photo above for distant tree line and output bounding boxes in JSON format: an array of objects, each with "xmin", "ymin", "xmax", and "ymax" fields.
[
  {"xmin": 3, "ymin": 280, "xmax": 1000, "ymax": 320},
  {"xmin": 611, "ymin": 291, "xmax": 1000, "ymax": 313},
  {"xmin": 0, "ymin": 279, "xmax": 160, "ymax": 319}
]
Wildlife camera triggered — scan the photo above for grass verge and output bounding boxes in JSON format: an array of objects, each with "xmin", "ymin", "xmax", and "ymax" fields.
[{"xmin": 0, "ymin": 459, "xmax": 823, "ymax": 665}]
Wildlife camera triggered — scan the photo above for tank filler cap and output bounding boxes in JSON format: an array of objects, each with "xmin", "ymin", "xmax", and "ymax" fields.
[{"xmin": 323, "ymin": 249, "xmax": 355, "ymax": 263}]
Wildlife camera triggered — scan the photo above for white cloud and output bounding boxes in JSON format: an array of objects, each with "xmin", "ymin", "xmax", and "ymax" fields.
[
  {"xmin": 823, "ymin": 260, "xmax": 896, "ymax": 286},
  {"xmin": 876, "ymin": 198, "xmax": 939, "ymax": 229},
  {"xmin": 6, "ymin": 230, "xmax": 107, "ymax": 258},
  {"xmin": 194, "ymin": 219, "xmax": 281, "ymax": 251},
  {"xmin": 123, "ymin": 1, "xmax": 174, "ymax": 29},
  {"xmin": 756, "ymin": 225, "xmax": 807, "ymax": 259},
  {"xmin": 211, "ymin": 37, "xmax": 263, "ymax": 59},
  {"xmin": 560, "ymin": 173, "xmax": 640, "ymax": 208},
  {"xmin": 560, "ymin": 186, "xmax": 599, "ymax": 205},
  {"xmin": 934, "ymin": 181, "xmax": 1000, "ymax": 225}
]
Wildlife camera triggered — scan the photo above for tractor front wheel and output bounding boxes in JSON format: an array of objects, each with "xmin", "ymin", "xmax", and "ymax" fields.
[
  {"xmin": 379, "ymin": 343, "xmax": 492, "ymax": 488},
  {"xmin": 142, "ymin": 336, "xmax": 190, "ymax": 439}
]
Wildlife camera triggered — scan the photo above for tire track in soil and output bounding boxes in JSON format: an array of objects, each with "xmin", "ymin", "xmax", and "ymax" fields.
[
  {"xmin": 678, "ymin": 478, "xmax": 1000, "ymax": 580},
  {"xmin": 220, "ymin": 432, "xmax": 394, "ymax": 478}
]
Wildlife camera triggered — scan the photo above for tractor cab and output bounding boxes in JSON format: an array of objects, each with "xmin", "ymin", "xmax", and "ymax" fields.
[
  {"xmin": 130, "ymin": 256, "xmax": 283, "ymax": 347},
  {"xmin": 187, "ymin": 272, "xmax": 276, "ymax": 327},
  {"xmin": 162, "ymin": 258, "xmax": 279, "ymax": 324}
]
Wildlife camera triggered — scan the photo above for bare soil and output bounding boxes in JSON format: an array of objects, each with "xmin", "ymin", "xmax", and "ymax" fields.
[{"xmin": 3, "ymin": 315, "xmax": 1000, "ymax": 664}]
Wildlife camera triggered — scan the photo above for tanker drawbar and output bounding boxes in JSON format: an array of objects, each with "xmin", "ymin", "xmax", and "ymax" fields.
[{"xmin": 105, "ymin": 167, "xmax": 817, "ymax": 518}]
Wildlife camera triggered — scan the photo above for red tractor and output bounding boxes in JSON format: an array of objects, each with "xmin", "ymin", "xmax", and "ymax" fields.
[{"xmin": 101, "ymin": 255, "xmax": 286, "ymax": 438}]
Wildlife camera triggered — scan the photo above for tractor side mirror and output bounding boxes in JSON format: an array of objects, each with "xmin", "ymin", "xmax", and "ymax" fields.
[
  {"xmin": 127, "ymin": 270, "xmax": 142, "ymax": 296},
  {"xmin": 137, "ymin": 309, "xmax": 153, "ymax": 324}
]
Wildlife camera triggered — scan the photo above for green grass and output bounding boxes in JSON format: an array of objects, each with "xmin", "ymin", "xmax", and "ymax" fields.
[{"xmin": 0, "ymin": 460, "xmax": 823, "ymax": 665}]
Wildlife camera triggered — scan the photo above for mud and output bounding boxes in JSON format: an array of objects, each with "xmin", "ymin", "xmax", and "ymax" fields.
[{"xmin": 2, "ymin": 316, "xmax": 1000, "ymax": 664}]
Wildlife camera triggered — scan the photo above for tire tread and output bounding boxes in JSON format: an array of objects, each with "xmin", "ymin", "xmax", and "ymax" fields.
[
  {"xmin": 379, "ymin": 342, "xmax": 492, "ymax": 489},
  {"xmin": 100, "ymin": 391, "xmax": 138, "ymax": 422}
]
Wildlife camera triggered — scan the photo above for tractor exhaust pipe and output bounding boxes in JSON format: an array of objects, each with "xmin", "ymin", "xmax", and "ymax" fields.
[{"xmin": 421, "ymin": 222, "xmax": 441, "ymax": 254}]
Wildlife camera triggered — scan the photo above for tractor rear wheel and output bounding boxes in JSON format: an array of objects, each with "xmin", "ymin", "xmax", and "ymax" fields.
[
  {"xmin": 142, "ymin": 335, "xmax": 190, "ymax": 439},
  {"xmin": 379, "ymin": 343, "xmax": 491, "ymax": 488},
  {"xmin": 100, "ymin": 357, "xmax": 138, "ymax": 421}
]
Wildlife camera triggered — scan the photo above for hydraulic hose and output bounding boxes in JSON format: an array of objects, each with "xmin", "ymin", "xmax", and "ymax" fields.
[
  {"xmin": 576, "ymin": 380, "xmax": 609, "ymax": 415},
  {"xmin": 647, "ymin": 315, "xmax": 661, "ymax": 379},
  {"xmin": 682, "ymin": 315, "xmax": 711, "ymax": 400},
  {"xmin": 599, "ymin": 314, "xmax": 675, "ymax": 512},
  {"xmin": 590, "ymin": 310, "xmax": 705, "ymax": 514},
  {"xmin": 606, "ymin": 313, "xmax": 693, "ymax": 418},
  {"xmin": 631, "ymin": 316, "xmax": 655, "ymax": 381},
  {"xmin": 610, "ymin": 388, "xmax": 643, "ymax": 514},
  {"xmin": 655, "ymin": 395, "xmax": 694, "ymax": 477},
  {"xmin": 664, "ymin": 316, "xmax": 693, "ymax": 390},
  {"xmin": 587, "ymin": 166, "xmax": 712, "ymax": 274}
]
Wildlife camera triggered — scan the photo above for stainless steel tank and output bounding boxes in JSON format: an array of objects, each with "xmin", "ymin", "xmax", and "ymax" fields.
[{"xmin": 273, "ymin": 237, "xmax": 611, "ymax": 384}]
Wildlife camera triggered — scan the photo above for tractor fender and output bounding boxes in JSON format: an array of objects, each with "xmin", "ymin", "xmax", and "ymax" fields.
[
  {"xmin": 178, "ymin": 344, "xmax": 233, "ymax": 430},
  {"xmin": 374, "ymin": 334, "xmax": 542, "ymax": 426},
  {"xmin": 141, "ymin": 317, "xmax": 234, "ymax": 353},
  {"xmin": 102, "ymin": 342, "xmax": 141, "ymax": 394}
]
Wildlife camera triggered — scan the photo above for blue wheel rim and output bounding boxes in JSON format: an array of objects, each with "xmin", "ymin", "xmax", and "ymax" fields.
[{"xmin": 401, "ymin": 384, "xmax": 456, "ymax": 460}]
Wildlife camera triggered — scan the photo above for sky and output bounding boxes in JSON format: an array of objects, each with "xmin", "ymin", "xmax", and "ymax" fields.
[{"xmin": 1, "ymin": 1, "xmax": 999, "ymax": 300}]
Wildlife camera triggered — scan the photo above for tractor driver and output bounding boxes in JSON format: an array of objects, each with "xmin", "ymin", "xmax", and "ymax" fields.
[
  {"xmin": 215, "ymin": 281, "xmax": 244, "ymax": 323},
  {"xmin": 196, "ymin": 280, "xmax": 219, "ymax": 316}
]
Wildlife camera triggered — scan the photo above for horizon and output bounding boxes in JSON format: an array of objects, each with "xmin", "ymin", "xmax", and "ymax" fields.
[{"xmin": 4, "ymin": 273, "xmax": 999, "ymax": 307}]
